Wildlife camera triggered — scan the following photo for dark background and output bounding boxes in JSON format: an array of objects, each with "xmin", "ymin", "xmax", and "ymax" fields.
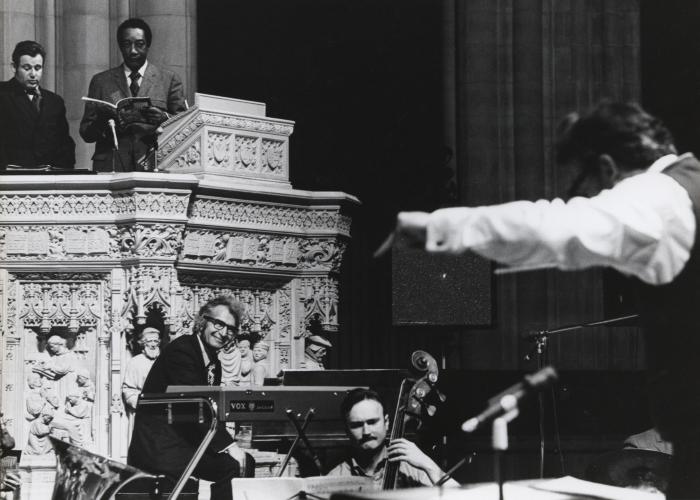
[
  {"xmin": 198, "ymin": 0, "xmax": 689, "ymax": 482},
  {"xmin": 198, "ymin": 0, "xmax": 453, "ymax": 372}
]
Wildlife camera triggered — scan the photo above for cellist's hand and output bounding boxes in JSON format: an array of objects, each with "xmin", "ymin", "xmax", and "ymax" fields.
[{"xmin": 387, "ymin": 438, "xmax": 442, "ymax": 484}]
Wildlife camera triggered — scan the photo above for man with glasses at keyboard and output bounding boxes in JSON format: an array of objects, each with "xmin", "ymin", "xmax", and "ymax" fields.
[{"xmin": 128, "ymin": 295, "xmax": 252, "ymax": 500}]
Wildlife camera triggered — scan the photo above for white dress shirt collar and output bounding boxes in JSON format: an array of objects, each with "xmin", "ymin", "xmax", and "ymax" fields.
[
  {"xmin": 123, "ymin": 60, "xmax": 148, "ymax": 82},
  {"xmin": 195, "ymin": 334, "xmax": 212, "ymax": 367},
  {"xmin": 647, "ymin": 153, "xmax": 691, "ymax": 174}
]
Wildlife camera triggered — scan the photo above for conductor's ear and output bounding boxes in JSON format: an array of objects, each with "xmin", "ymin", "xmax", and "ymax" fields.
[{"xmin": 596, "ymin": 154, "xmax": 621, "ymax": 189}]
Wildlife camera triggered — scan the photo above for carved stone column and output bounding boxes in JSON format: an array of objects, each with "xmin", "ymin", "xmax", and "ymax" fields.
[
  {"xmin": 60, "ymin": 1, "xmax": 112, "ymax": 171},
  {"xmin": 131, "ymin": 0, "xmax": 198, "ymax": 105},
  {"xmin": 0, "ymin": 3, "xmax": 37, "ymax": 80}
]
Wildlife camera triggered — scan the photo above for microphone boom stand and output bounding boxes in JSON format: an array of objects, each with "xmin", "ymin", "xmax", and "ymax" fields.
[
  {"xmin": 523, "ymin": 314, "xmax": 638, "ymax": 478},
  {"xmin": 492, "ymin": 401, "xmax": 519, "ymax": 500}
]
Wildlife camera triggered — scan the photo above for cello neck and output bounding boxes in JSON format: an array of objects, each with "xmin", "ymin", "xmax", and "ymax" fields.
[{"xmin": 382, "ymin": 378, "xmax": 411, "ymax": 490}]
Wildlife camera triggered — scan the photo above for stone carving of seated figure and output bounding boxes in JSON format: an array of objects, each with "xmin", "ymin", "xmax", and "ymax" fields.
[
  {"xmin": 63, "ymin": 388, "xmax": 92, "ymax": 448},
  {"xmin": 25, "ymin": 408, "xmax": 55, "ymax": 456},
  {"xmin": 32, "ymin": 335, "xmax": 78, "ymax": 405}
]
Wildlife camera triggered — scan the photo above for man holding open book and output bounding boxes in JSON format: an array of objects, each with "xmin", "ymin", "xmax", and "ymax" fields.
[{"xmin": 79, "ymin": 18, "xmax": 186, "ymax": 172}]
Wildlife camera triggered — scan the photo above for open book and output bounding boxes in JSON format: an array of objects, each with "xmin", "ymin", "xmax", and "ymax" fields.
[{"xmin": 81, "ymin": 96, "xmax": 160, "ymax": 133}]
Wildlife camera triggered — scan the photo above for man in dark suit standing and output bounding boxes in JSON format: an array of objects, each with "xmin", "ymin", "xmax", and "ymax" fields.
[
  {"xmin": 128, "ymin": 295, "xmax": 250, "ymax": 500},
  {"xmin": 0, "ymin": 40, "xmax": 75, "ymax": 170},
  {"xmin": 79, "ymin": 18, "xmax": 186, "ymax": 172}
]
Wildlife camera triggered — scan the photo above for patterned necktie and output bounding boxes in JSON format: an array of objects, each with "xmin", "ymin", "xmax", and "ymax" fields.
[
  {"xmin": 206, "ymin": 362, "xmax": 216, "ymax": 386},
  {"xmin": 129, "ymin": 71, "xmax": 140, "ymax": 97}
]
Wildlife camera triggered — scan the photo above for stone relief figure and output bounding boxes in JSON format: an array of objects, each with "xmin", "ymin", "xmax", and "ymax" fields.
[
  {"xmin": 32, "ymin": 335, "xmax": 78, "ymax": 405},
  {"xmin": 122, "ymin": 327, "xmax": 161, "ymax": 438},
  {"xmin": 238, "ymin": 337, "xmax": 253, "ymax": 385},
  {"xmin": 43, "ymin": 389, "xmax": 61, "ymax": 411},
  {"xmin": 219, "ymin": 339, "xmax": 241, "ymax": 386},
  {"xmin": 25, "ymin": 408, "xmax": 55, "ymax": 456},
  {"xmin": 250, "ymin": 340, "xmax": 269, "ymax": 386},
  {"xmin": 73, "ymin": 327, "xmax": 92, "ymax": 360},
  {"xmin": 25, "ymin": 373, "xmax": 46, "ymax": 422},
  {"xmin": 74, "ymin": 367, "xmax": 95, "ymax": 403},
  {"xmin": 304, "ymin": 335, "xmax": 332, "ymax": 370},
  {"xmin": 63, "ymin": 388, "xmax": 92, "ymax": 448}
]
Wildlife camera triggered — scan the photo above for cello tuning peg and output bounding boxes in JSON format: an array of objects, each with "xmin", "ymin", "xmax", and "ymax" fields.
[{"xmin": 413, "ymin": 394, "xmax": 437, "ymax": 417}]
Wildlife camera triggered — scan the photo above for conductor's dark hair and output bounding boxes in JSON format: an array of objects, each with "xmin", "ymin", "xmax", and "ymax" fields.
[
  {"xmin": 556, "ymin": 100, "xmax": 676, "ymax": 172},
  {"xmin": 117, "ymin": 18, "xmax": 153, "ymax": 47},
  {"xmin": 340, "ymin": 388, "xmax": 384, "ymax": 420},
  {"xmin": 12, "ymin": 40, "xmax": 46, "ymax": 66},
  {"xmin": 193, "ymin": 295, "xmax": 244, "ymax": 336}
]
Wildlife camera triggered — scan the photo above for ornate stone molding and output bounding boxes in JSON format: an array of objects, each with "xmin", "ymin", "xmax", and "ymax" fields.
[
  {"xmin": 158, "ymin": 115, "xmax": 205, "ymax": 160},
  {"xmin": 120, "ymin": 266, "xmax": 181, "ymax": 336},
  {"xmin": 0, "ymin": 192, "xmax": 190, "ymax": 220},
  {"xmin": 190, "ymin": 199, "xmax": 352, "ymax": 236},
  {"xmin": 180, "ymin": 230, "xmax": 346, "ymax": 273},
  {"xmin": 118, "ymin": 223, "xmax": 184, "ymax": 258},
  {"xmin": 157, "ymin": 111, "xmax": 294, "ymax": 165},
  {"xmin": 0, "ymin": 223, "xmax": 185, "ymax": 261},
  {"xmin": 278, "ymin": 284, "xmax": 292, "ymax": 342},
  {"xmin": 210, "ymin": 131, "xmax": 233, "ymax": 169},
  {"xmin": 299, "ymin": 277, "xmax": 339, "ymax": 335},
  {"xmin": 202, "ymin": 112, "xmax": 294, "ymax": 136},
  {"xmin": 14, "ymin": 273, "xmax": 108, "ymax": 334},
  {"xmin": 168, "ymin": 140, "xmax": 202, "ymax": 170}
]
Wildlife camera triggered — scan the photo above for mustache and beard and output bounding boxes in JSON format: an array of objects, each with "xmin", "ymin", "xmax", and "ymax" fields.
[{"xmin": 143, "ymin": 345, "xmax": 160, "ymax": 360}]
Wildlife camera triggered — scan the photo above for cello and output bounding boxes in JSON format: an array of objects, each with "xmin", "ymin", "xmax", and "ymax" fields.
[{"xmin": 382, "ymin": 350, "xmax": 445, "ymax": 490}]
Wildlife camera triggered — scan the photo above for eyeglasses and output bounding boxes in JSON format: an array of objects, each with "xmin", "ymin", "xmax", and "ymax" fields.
[
  {"xmin": 203, "ymin": 315, "xmax": 238, "ymax": 336},
  {"xmin": 119, "ymin": 40, "xmax": 147, "ymax": 50}
]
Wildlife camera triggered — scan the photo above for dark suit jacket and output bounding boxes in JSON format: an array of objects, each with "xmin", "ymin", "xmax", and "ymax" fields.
[
  {"xmin": 0, "ymin": 78, "xmax": 75, "ymax": 169},
  {"xmin": 79, "ymin": 62, "xmax": 186, "ymax": 172},
  {"xmin": 127, "ymin": 334, "xmax": 234, "ymax": 477}
]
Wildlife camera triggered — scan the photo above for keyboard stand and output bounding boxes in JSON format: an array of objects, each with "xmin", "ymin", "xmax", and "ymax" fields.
[{"xmin": 138, "ymin": 395, "xmax": 218, "ymax": 500}]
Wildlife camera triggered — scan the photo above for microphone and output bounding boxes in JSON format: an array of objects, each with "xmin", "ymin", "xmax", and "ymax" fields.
[
  {"xmin": 107, "ymin": 119, "xmax": 119, "ymax": 151},
  {"xmin": 461, "ymin": 366, "xmax": 558, "ymax": 433}
]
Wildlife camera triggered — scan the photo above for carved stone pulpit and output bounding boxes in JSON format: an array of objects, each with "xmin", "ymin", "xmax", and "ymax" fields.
[{"xmin": 0, "ymin": 94, "xmax": 358, "ymax": 475}]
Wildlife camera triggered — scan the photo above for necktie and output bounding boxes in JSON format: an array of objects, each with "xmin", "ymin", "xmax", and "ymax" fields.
[
  {"xmin": 129, "ymin": 71, "xmax": 140, "ymax": 97},
  {"xmin": 26, "ymin": 88, "xmax": 41, "ymax": 113},
  {"xmin": 206, "ymin": 362, "xmax": 216, "ymax": 386}
]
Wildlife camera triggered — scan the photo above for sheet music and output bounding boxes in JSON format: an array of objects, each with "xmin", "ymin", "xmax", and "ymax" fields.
[
  {"xmin": 532, "ymin": 476, "xmax": 664, "ymax": 500},
  {"xmin": 231, "ymin": 476, "xmax": 373, "ymax": 500},
  {"xmin": 303, "ymin": 476, "xmax": 374, "ymax": 495}
]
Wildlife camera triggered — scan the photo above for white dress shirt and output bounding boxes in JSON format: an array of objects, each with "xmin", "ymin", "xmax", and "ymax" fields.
[{"xmin": 425, "ymin": 154, "xmax": 696, "ymax": 285}]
